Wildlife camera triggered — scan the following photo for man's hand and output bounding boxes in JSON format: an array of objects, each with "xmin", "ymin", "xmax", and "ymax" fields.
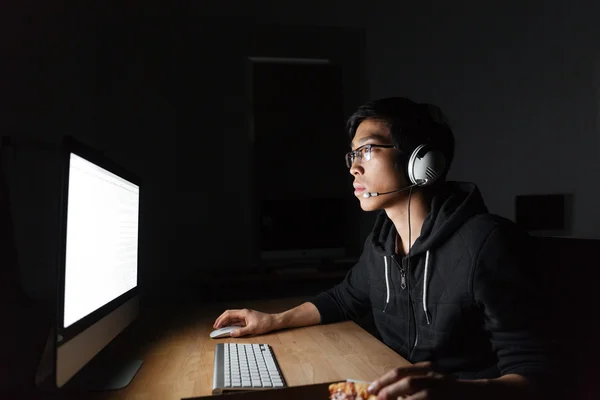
[
  {"xmin": 213, "ymin": 302, "xmax": 321, "ymax": 338},
  {"xmin": 213, "ymin": 309, "xmax": 280, "ymax": 338},
  {"xmin": 367, "ymin": 362, "xmax": 459, "ymax": 400},
  {"xmin": 368, "ymin": 362, "xmax": 539, "ymax": 400}
]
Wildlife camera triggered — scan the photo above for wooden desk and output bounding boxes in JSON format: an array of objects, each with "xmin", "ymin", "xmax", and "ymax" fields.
[{"xmin": 33, "ymin": 297, "xmax": 409, "ymax": 400}]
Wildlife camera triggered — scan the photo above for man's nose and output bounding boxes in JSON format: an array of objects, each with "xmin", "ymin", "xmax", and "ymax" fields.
[{"xmin": 349, "ymin": 159, "xmax": 363, "ymax": 176}]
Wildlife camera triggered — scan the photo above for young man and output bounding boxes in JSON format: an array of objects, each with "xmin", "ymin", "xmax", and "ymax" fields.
[{"xmin": 213, "ymin": 98, "xmax": 557, "ymax": 399}]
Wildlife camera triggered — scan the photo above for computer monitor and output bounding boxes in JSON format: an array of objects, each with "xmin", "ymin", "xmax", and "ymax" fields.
[{"xmin": 54, "ymin": 136, "xmax": 142, "ymax": 390}]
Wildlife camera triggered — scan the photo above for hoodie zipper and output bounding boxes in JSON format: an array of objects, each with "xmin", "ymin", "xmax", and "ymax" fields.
[
  {"xmin": 390, "ymin": 255, "xmax": 406, "ymax": 289},
  {"xmin": 394, "ymin": 255, "xmax": 419, "ymax": 356},
  {"xmin": 408, "ymin": 269, "xmax": 419, "ymax": 357}
]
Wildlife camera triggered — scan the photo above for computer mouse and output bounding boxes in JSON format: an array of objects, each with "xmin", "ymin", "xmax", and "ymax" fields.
[{"xmin": 210, "ymin": 326, "xmax": 239, "ymax": 339}]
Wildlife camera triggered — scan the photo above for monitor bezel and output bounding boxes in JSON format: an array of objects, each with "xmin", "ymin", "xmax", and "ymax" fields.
[{"xmin": 56, "ymin": 135, "xmax": 142, "ymax": 345}]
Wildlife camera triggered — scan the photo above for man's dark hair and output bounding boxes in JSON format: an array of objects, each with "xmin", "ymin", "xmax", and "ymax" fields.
[{"xmin": 346, "ymin": 97, "xmax": 455, "ymax": 182}]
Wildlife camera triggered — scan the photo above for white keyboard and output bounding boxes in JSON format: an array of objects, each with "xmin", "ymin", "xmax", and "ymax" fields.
[{"xmin": 212, "ymin": 343, "xmax": 287, "ymax": 394}]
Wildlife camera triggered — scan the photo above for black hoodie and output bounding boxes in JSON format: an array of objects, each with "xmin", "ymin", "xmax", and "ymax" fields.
[{"xmin": 310, "ymin": 181, "xmax": 556, "ymax": 382}]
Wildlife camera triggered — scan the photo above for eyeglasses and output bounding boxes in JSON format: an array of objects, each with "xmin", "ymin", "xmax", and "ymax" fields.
[{"xmin": 345, "ymin": 144, "xmax": 395, "ymax": 168}]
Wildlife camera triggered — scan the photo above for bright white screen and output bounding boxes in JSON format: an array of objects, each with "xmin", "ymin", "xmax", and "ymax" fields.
[{"xmin": 63, "ymin": 153, "xmax": 139, "ymax": 328}]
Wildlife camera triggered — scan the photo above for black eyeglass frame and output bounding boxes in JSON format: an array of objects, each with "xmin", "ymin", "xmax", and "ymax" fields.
[{"xmin": 345, "ymin": 144, "xmax": 395, "ymax": 168}]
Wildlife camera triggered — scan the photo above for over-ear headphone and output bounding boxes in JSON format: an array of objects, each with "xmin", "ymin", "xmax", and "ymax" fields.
[
  {"xmin": 406, "ymin": 143, "xmax": 447, "ymax": 187},
  {"xmin": 403, "ymin": 103, "xmax": 448, "ymax": 187}
]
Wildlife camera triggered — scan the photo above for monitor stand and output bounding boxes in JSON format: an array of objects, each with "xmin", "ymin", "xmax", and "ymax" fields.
[{"xmin": 66, "ymin": 358, "xmax": 143, "ymax": 391}]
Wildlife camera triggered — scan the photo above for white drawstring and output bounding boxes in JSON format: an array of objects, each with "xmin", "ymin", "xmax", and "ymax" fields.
[
  {"xmin": 384, "ymin": 256, "xmax": 390, "ymax": 312},
  {"xmin": 383, "ymin": 252, "xmax": 432, "ymax": 323},
  {"xmin": 423, "ymin": 250, "xmax": 431, "ymax": 324}
]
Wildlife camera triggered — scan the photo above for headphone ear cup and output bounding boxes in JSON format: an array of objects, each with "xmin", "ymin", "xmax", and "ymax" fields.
[{"xmin": 407, "ymin": 144, "xmax": 446, "ymax": 186}]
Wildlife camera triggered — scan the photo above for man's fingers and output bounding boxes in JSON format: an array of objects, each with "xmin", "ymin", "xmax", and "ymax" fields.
[
  {"xmin": 214, "ymin": 310, "xmax": 247, "ymax": 328},
  {"xmin": 368, "ymin": 362, "xmax": 433, "ymax": 395},
  {"xmin": 213, "ymin": 311, "xmax": 230, "ymax": 328},
  {"xmin": 215, "ymin": 316, "xmax": 244, "ymax": 329},
  {"xmin": 214, "ymin": 315, "xmax": 225, "ymax": 329},
  {"xmin": 376, "ymin": 375, "xmax": 436, "ymax": 399},
  {"xmin": 214, "ymin": 313, "xmax": 231, "ymax": 329},
  {"xmin": 405, "ymin": 390, "xmax": 429, "ymax": 400},
  {"xmin": 231, "ymin": 325, "xmax": 253, "ymax": 338}
]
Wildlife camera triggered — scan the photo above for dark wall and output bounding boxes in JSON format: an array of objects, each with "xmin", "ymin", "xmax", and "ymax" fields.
[
  {"xmin": 5, "ymin": 0, "xmax": 600, "ymax": 309},
  {"xmin": 366, "ymin": 0, "xmax": 600, "ymax": 238},
  {"xmin": 2, "ymin": 3, "xmax": 366, "ymax": 303}
]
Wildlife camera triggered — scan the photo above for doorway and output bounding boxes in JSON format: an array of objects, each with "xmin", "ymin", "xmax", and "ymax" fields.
[{"xmin": 250, "ymin": 58, "xmax": 349, "ymax": 263}]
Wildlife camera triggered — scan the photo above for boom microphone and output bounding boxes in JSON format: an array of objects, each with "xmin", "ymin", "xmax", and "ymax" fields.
[{"xmin": 362, "ymin": 179, "xmax": 427, "ymax": 198}]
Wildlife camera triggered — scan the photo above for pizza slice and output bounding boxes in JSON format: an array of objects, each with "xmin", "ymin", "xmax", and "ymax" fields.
[{"xmin": 328, "ymin": 381, "xmax": 377, "ymax": 400}]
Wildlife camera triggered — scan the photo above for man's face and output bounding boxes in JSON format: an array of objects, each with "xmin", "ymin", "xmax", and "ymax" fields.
[{"xmin": 348, "ymin": 119, "xmax": 408, "ymax": 211}]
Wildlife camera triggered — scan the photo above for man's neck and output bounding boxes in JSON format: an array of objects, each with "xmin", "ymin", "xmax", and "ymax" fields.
[{"xmin": 385, "ymin": 191, "xmax": 430, "ymax": 256}]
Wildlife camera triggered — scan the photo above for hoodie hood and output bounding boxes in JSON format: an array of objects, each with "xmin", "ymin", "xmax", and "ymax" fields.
[{"xmin": 371, "ymin": 181, "xmax": 489, "ymax": 256}]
